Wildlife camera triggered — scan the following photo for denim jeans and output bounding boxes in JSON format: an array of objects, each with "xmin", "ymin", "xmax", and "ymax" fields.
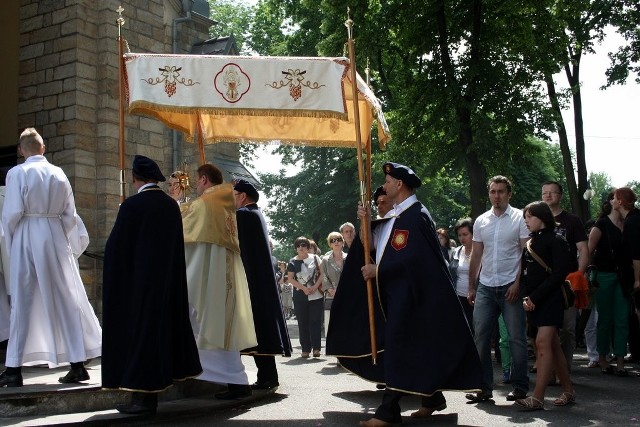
[{"xmin": 473, "ymin": 282, "xmax": 529, "ymax": 392}]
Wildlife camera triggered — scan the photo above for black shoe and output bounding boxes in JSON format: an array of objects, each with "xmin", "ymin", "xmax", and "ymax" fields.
[
  {"xmin": 115, "ymin": 403, "xmax": 157, "ymax": 415},
  {"xmin": 465, "ymin": 390, "xmax": 493, "ymax": 403},
  {"xmin": 251, "ymin": 380, "xmax": 279, "ymax": 390},
  {"xmin": 0, "ymin": 370, "xmax": 23, "ymax": 387},
  {"xmin": 58, "ymin": 366, "xmax": 90, "ymax": 384},
  {"xmin": 375, "ymin": 384, "xmax": 386, "ymax": 390},
  {"xmin": 506, "ymin": 389, "xmax": 527, "ymax": 401},
  {"xmin": 215, "ymin": 385, "xmax": 252, "ymax": 400}
]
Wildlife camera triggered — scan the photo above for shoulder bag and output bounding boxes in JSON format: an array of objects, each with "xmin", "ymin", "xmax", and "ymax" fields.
[{"xmin": 526, "ymin": 240, "xmax": 575, "ymax": 309}]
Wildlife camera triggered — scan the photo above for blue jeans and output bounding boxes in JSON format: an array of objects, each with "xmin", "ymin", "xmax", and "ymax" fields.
[{"xmin": 473, "ymin": 283, "xmax": 529, "ymax": 392}]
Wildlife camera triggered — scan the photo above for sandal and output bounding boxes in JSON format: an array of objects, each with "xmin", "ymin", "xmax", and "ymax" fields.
[
  {"xmin": 553, "ymin": 390, "xmax": 576, "ymax": 406},
  {"xmin": 515, "ymin": 396, "xmax": 544, "ymax": 411},
  {"xmin": 301, "ymin": 352, "xmax": 310, "ymax": 358},
  {"xmin": 313, "ymin": 350, "xmax": 321, "ymax": 358}
]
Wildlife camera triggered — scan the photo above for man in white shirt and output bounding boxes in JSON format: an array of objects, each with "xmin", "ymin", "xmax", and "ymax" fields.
[{"xmin": 466, "ymin": 175, "xmax": 530, "ymax": 403}]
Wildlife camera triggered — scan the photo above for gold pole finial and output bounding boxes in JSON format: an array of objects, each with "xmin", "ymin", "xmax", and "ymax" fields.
[
  {"xmin": 116, "ymin": 6, "xmax": 125, "ymax": 37},
  {"xmin": 365, "ymin": 57, "xmax": 370, "ymax": 86},
  {"xmin": 345, "ymin": 7, "xmax": 353, "ymax": 39}
]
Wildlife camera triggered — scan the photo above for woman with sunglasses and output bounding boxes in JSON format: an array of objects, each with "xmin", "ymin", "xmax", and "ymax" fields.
[
  {"xmin": 287, "ymin": 236, "xmax": 324, "ymax": 358},
  {"xmin": 321, "ymin": 232, "xmax": 347, "ymax": 337}
]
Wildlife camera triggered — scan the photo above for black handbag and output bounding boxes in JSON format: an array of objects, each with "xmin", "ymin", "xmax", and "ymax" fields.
[{"xmin": 526, "ymin": 240, "xmax": 575, "ymax": 309}]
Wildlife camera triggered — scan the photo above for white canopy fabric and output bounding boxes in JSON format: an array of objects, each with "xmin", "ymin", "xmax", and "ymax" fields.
[{"xmin": 124, "ymin": 53, "xmax": 390, "ymax": 148}]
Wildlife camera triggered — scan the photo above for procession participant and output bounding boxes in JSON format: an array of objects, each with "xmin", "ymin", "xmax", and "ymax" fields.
[
  {"xmin": 332, "ymin": 162, "xmax": 481, "ymax": 426},
  {"xmin": 0, "ymin": 128, "xmax": 101, "ymax": 388},
  {"xmin": 233, "ymin": 179, "xmax": 291, "ymax": 390},
  {"xmin": 373, "ymin": 185, "xmax": 393, "ymax": 219},
  {"xmin": 102, "ymin": 155, "xmax": 201, "ymax": 414},
  {"xmin": 182, "ymin": 164, "xmax": 257, "ymax": 400}
]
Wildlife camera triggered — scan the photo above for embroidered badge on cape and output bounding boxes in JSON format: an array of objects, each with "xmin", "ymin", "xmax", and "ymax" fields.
[{"xmin": 391, "ymin": 229, "xmax": 409, "ymax": 251}]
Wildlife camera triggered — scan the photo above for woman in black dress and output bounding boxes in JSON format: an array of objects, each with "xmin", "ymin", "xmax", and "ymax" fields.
[{"xmin": 516, "ymin": 201, "xmax": 574, "ymax": 411}]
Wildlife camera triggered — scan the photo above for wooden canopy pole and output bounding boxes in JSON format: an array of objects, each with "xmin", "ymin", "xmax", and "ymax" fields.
[
  {"xmin": 116, "ymin": 6, "xmax": 126, "ymax": 204},
  {"xmin": 196, "ymin": 118, "xmax": 206, "ymax": 165},
  {"xmin": 345, "ymin": 11, "xmax": 377, "ymax": 365}
]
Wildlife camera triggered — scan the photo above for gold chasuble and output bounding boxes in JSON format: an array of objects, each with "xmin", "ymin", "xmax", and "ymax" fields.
[{"xmin": 182, "ymin": 184, "xmax": 257, "ymax": 352}]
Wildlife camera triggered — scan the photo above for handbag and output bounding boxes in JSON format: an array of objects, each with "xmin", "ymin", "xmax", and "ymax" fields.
[{"xmin": 525, "ymin": 240, "xmax": 575, "ymax": 309}]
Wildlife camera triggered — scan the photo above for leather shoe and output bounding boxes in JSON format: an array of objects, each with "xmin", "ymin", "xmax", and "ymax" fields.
[
  {"xmin": 506, "ymin": 389, "xmax": 527, "ymax": 401},
  {"xmin": 58, "ymin": 366, "xmax": 90, "ymax": 384},
  {"xmin": 251, "ymin": 380, "xmax": 279, "ymax": 390},
  {"xmin": 465, "ymin": 390, "xmax": 493, "ymax": 403},
  {"xmin": 0, "ymin": 370, "xmax": 23, "ymax": 387},
  {"xmin": 115, "ymin": 403, "xmax": 157, "ymax": 415},
  {"xmin": 215, "ymin": 386, "xmax": 252, "ymax": 400},
  {"xmin": 411, "ymin": 402, "xmax": 447, "ymax": 418}
]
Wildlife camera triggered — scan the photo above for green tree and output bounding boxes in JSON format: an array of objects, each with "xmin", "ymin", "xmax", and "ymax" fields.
[
  {"xmin": 207, "ymin": 0, "xmax": 255, "ymax": 54},
  {"xmin": 607, "ymin": 0, "xmax": 640, "ymax": 85},
  {"xmin": 587, "ymin": 171, "xmax": 614, "ymax": 218}
]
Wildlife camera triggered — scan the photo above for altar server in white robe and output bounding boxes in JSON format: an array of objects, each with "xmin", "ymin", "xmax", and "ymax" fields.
[
  {"xmin": 0, "ymin": 128, "xmax": 101, "ymax": 388},
  {"xmin": 182, "ymin": 163, "xmax": 257, "ymax": 399}
]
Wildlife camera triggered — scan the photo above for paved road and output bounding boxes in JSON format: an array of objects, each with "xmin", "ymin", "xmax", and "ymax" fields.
[{"xmin": 149, "ymin": 318, "xmax": 640, "ymax": 427}]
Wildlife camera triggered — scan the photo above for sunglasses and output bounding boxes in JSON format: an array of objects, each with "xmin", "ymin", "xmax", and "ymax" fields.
[
  {"xmin": 330, "ymin": 238, "xmax": 343, "ymax": 243},
  {"xmin": 296, "ymin": 243, "xmax": 309, "ymax": 248}
]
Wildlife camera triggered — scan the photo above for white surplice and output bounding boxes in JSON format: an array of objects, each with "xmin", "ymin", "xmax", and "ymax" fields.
[{"xmin": 2, "ymin": 155, "xmax": 102, "ymax": 368}]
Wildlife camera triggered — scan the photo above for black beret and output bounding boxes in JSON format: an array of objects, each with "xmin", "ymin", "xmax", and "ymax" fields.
[
  {"xmin": 233, "ymin": 179, "xmax": 259, "ymax": 202},
  {"xmin": 382, "ymin": 162, "xmax": 421, "ymax": 189},
  {"xmin": 132, "ymin": 155, "xmax": 166, "ymax": 182},
  {"xmin": 373, "ymin": 185, "xmax": 386, "ymax": 206}
]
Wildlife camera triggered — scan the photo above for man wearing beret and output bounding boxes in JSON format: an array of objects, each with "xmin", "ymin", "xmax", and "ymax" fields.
[
  {"xmin": 351, "ymin": 162, "xmax": 481, "ymax": 426},
  {"xmin": 0, "ymin": 128, "xmax": 102, "ymax": 388},
  {"xmin": 181, "ymin": 164, "xmax": 257, "ymax": 399},
  {"xmin": 233, "ymin": 179, "xmax": 292, "ymax": 390},
  {"xmin": 102, "ymin": 154, "xmax": 202, "ymax": 414}
]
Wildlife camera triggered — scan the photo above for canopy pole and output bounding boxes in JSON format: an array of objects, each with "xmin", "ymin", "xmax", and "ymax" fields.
[
  {"xmin": 346, "ymin": 10, "xmax": 377, "ymax": 365},
  {"xmin": 197, "ymin": 118, "xmax": 206, "ymax": 165},
  {"xmin": 116, "ymin": 6, "xmax": 126, "ymax": 204}
]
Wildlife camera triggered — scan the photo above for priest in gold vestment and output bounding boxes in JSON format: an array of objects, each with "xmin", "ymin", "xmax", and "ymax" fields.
[{"xmin": 181, "ymin": 163, "xmax": 257, "ymax": 399}]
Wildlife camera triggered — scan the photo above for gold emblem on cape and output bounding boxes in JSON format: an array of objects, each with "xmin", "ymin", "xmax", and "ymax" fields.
[{"xmin": 391, "ymin": 229, "xmax": 409, "ymax": 251}]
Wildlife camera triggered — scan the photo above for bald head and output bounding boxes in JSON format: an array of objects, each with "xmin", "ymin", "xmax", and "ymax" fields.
[{"xmin": 19, "ymin": 128, "xmax": 45, "ymax": 158}]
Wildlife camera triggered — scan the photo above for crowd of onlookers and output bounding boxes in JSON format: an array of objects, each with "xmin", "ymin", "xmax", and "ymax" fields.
[{"xmin": 276, "ymin": 176, "xmax": 640, "ymax": 412}]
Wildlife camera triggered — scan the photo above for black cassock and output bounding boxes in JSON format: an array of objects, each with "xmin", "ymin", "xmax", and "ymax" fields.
[
  {"xmin": 327, "ymin": 201, "xmax": 481, "ymax": 396},
  {"xmin": 102, "ymin": 186, "xmax": 202, "ymax": 392},
  {"xmin": 237, "ymin": 203, "xmax": 292, "ymax": 356}
]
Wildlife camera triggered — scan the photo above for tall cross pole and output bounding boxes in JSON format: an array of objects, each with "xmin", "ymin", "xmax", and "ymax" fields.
[
  {"xmin": 116, "ymin": 6, "xmax": 126, "ymax": 203},
  {"xmin": 345, "ymin": 9, "xmax": 377, "ymax": 365}
]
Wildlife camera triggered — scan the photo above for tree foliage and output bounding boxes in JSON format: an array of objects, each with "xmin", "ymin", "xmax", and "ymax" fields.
[{"xmin": 205, "ymin": 0, "xmax": 631, "ymax": 243}]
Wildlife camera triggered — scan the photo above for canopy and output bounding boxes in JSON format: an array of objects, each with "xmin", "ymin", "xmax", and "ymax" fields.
[{"xmin": 124, "ymin": 53, "xmax": 390, "ymax": 148}]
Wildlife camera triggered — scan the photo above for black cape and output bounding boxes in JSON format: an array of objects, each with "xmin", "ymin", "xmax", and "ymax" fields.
[
  {"xmin": 236, "ymin": 203, "xmax": 292, "ymax": 356},
  {"xmin": 102, "ymin": 187, "xmax": 202, "ymax": 392},
  {"xmin": 327, "ymin": 201, "xmax": 481, "ymax": 396}
]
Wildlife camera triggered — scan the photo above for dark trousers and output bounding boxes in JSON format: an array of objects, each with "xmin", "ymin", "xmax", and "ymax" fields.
[
  {"xmin": 459, "ymin": 295, "xmax": 474, "ymax": 334},
  {"xmin": 374, "ymin": 389, "xmax": 446, "ymax": 423},
  {"xmin": 293, "ymin": 290, "xmax": 323, "ymax": 352},
  {"xmin": 254, "ymin": 354, "xmax": 278, "ymax": 384}
]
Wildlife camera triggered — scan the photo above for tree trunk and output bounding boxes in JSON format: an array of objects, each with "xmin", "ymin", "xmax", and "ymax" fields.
[
  {"xmin": 544, "ymin": 73, "xmax": 582, "ymax": 217},
  {"xmin": 565, "ymin": 60, "xmax": 590, "ymax": 221},
  {"xmin": 435, "ymin": 0, "xmax": 487, "ymax": 219}
]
